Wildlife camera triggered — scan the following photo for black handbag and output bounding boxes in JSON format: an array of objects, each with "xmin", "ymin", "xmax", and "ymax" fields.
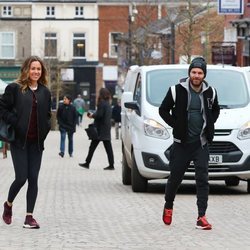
[
  {"xmin": 85, "ymin": 123, "xmax": 98, "ymax": 140},
  {"xmin": 0, "ymin": 119, "xmax": 15, "ymax": 142}
]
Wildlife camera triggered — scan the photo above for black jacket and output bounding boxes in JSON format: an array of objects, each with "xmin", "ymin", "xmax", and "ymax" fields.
[
  {"xmin": 112, "ymin": 104, "xmax": 121, "ymax": 122},
  {"xmin": 57, "ymin": 103, "xmax": 77, "ymax": 133},
  {"xmin": 159, "ymin": 77, "xmax": 220, "ymax": 144},
  {"xmin": 0, "ymin": 82, "xmax": 51, "ymax": 150},
  {"xmin": 92, "ymin": 100, "xmax": 112, "ymax": 141}
]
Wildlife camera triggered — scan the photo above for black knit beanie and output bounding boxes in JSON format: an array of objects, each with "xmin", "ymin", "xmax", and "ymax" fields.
[{"xmin": 188, "ymin": 57, "xmax": 207, "ymax": 77}]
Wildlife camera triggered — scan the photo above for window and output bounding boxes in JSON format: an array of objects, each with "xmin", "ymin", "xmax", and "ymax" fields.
[
  {"xmin": 0, "ymin": 32, "xmax": 15, "ymax": 59},
  {"xmin": 73, "ymin": 33, "xmax": 85, "ymax": 58},
  {"xmin": 75, "ymin": 6, "xmax": 84, "ymax": 17},
  {"xmin": 2, "ymin": 6, "xmax": 12, "ymax": 16},
  {"xmin": 133, "ymin": 74, "xmax": 142, "ymax": 110},
  {"xmin": 110, "ymin": 32, "xmax": 121, "ymax": 57},
  {"xmin": 44, "ymin": 33, "xmax": 57, "ymax": 58},
  {"xmin": 46, "ymin": 6, "xmax": 55, "ymax": 17}
]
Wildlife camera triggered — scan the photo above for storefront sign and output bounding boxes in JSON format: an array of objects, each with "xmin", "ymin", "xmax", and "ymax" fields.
[{"xmin": 218, "ymin": 0, "xmax": 244, "ymax": 15}]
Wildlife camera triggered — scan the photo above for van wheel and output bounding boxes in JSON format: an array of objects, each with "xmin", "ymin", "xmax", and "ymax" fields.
[
  {"xmin": 247, "ymin": 180, "xmax": 250, "ymax": 193},
  {"xmin": 225, "ymin": 177, "xmax": 240, "ymax": 186},
  {"xmin": 131, "ymin": 152, "xmax": 147, "ymax": 192},
  {"xmin": 122, "ymin": 153, "xmax": 131, "ymax": 185}
]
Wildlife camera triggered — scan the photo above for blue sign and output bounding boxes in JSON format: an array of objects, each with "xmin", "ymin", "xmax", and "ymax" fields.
[{"xmin": 218, "ymin": 0, "xmax": 244, "ymax": 15}]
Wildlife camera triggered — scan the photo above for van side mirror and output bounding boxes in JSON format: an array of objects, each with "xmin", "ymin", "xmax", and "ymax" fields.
[{"xmin": 124, "ymin": 101, "xmax": 140, "ymax": 115}]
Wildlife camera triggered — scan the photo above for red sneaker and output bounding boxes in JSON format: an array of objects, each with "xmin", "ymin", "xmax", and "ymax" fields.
[
  {"xmin": 196, "ymin": 216, "xmax": 212, "ymax": 230},
  {"xmin": 2, "ymin": 202, "xmax": 12, "ymax": 225},
  {"xmin": 162, "ymin": 208, "xmax": 173, "ymax": 225},
  {"xmin": 23, "ymin": 215, "xmax": 40, "ymax": 229}
]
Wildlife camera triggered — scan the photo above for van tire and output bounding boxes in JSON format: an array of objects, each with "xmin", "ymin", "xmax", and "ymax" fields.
[
  {"xmin": 122, "ymin": 153, "xmax": 131, "ymax": 185},
  {"xmin": 225, "ymin": 177, "xmax": 240, "ymax": 186},
  {"xmin": 131, "ymin": 152, "xmax": 147, "ymax": 192}
]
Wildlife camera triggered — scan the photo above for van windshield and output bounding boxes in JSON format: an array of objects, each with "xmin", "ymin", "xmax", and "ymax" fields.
[{"xmin": 146, "ymin": 68, "xmax": 249, "ymax": 108}]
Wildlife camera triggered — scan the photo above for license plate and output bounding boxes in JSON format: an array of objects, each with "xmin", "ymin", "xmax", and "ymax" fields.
[{"xmin": 209, "ymin": 155, "xmax": 222, "ymax": 164}]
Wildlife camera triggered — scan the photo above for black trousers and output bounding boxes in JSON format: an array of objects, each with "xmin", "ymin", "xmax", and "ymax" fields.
[
  {"xmin": 8, "ymin": 141, "xmax": 42, "ymax": 213},
  {"xmin": 165, "ymin": 141, "xmax": 209, "ymax": 217},
  {"xmin": 86, "ymin": 140, "xmax": 114, "ymax": 166}
]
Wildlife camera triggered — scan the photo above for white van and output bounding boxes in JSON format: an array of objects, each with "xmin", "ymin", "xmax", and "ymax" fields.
[{"xmin": 121, "ymin": 64, "xmax": 250, "ymax": 192}]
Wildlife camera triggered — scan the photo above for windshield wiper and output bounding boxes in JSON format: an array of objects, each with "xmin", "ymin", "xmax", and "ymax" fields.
[{"xmin": 219, "ymin": 105, "xmax": 230, "ymax": 109}]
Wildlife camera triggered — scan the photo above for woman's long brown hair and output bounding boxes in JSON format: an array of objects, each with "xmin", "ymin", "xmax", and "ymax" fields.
[
  {"xmin": 16, "ymin": 55, "xmax": 48, "ymax": 92},
  {"xmin": 97, "ymin": 88, "xmax": 111, "ymax": 105}
]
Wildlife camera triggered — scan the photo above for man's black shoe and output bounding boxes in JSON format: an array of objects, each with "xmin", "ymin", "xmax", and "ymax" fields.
[
  {"xmin": 103, "ymin": 166, "xmax": 115, "ymax": 170},
  {"xmin": 79, "ymin": 163, "xmax": 89, "ymax": 169},
  {"xmin": 59, "ymin": 152, "xmax": 64, "ymax": 158}
]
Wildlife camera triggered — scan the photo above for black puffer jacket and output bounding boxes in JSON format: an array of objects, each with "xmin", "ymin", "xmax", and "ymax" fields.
[
  {"xmin": 159, "ymin": 77, "xmax": 220, "ymax": 144},
  {"xmin": 92, "ymin": 100, "xmax": 112, "ymax": 141},
  {"xmin": 0, "ymin": 82, "xmax": 51, "ymax": 150}
]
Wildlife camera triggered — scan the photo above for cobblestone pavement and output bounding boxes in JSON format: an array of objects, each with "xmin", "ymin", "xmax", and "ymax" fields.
[{"xmin": 1, "ymin": 119, "xmax": 250, "ymax": 250}]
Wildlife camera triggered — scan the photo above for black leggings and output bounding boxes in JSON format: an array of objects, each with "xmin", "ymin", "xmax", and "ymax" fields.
[
  {"xmin": 9, "ymin": 142, "xmax": 42, "ymax": 213},
  {"xmin": 86, "ymin": 140, "xmax": 114, "ymax": 166}
]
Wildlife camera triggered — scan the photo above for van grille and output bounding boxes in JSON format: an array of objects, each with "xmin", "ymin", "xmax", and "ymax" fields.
[
  {"xmin": 208, "ymin": 141, "xmax": 239, "ymax": 153},
  {"xmin": 214, "ymin": 129, "xmax": 232, "ymax": 136}
]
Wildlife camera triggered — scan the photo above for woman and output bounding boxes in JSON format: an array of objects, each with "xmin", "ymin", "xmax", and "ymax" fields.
[
  {"xmin": 79, "ymin": 88, "xmax": 114, "ymax": 170},
  {"xmin": 0, "ymin": 56, "xmax": 51, "ymax": 229}
]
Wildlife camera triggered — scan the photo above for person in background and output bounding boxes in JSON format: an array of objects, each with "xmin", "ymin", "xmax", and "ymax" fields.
[
  {"xmin": 79, "ymin": 88, "xmax": 115, "ymax": 170},
  {"xmin": 57, "ymin": 95, "xmax": 77, "ymax": 158},
  {"xmin": 2, "ymin": 142, "xmax": 8, "ymax": 159},
  {"xmin": 0, "ymin": 56, "xmax": 51, "ymax": 229},
  {"xmin": 159, "ymin": 57, "xmax": 220, "ymax": 230},
  {"xmin": 112, "ymin": 99, "xmax": 121, "ymax": 139},
  {"xmin": 73, "ymin": 94, "xmax": 85, "ymax": 126}
]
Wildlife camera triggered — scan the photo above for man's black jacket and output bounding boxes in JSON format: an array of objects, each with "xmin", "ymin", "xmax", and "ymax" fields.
[{"xmin": 159, "ymin": 77, "xmax": 220, "ymax": 144}]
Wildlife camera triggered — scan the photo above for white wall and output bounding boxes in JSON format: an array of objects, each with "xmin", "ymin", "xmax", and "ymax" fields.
[{"xmin": 31, "ymin": 3, "xmax": 99, "ymax": 61}]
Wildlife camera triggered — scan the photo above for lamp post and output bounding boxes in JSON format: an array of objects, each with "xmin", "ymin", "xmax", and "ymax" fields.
[
  {"xmin": 170, "ymin": 21, "xmax": 175, "ymax": 64},
  {"xmin": 168, "ymin": 12, "xmax": 177, "ymax": 64},
  {"xmin": 128, "ymin": 4, "xmax": 138, "ymax": 66}
]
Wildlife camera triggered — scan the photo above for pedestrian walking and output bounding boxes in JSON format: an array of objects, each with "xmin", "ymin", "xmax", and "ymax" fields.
[
  {"xmin": 57, "ymin": 95, "xmax": 78, "ymax": 158},
  {"xmin": 2, "ymin": 142, "xmax": 8, "ymax": 159},
  {"xmin": 0, "ymin": 55, "xmax": 51, "ymax": 229},
  {"xmin": 73, "ymin": 94, "xmax": 85, "ymax": 126},
  {"xmin": 79, "ymin": 87, "xmax": 115, "ymax": 170},
  {"xmin": 112, "ymin": 99, "xmax": 121, "ymax": 139},
  {"xmin": 159, "ymin": 57, "xmax": 220, "ymax": 230}
]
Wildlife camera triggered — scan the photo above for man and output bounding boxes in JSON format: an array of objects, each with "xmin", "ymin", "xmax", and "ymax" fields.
[
  {"xmin": 57, "ymin": 95, "xmax": 77, "ymax": 158},
  {"xmin": 73, "ymin": 94, "xmax": 85, "ymax": 126},
  {"xmin": 112, "ymin": 99, "xmax": 121, "ymax": 139},
  {"xmin": 159, "ymin": 57, "xmax": 220, "ymax": 230}
]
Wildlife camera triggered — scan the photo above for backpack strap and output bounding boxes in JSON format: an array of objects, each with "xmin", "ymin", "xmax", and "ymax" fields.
[
  {"xmin": 211, "ymin": 86, "xmax": 216, "ymax": 103},
  {"xmin": 170, "ymin": 85, "xmax": 176, "ymax": 103}
]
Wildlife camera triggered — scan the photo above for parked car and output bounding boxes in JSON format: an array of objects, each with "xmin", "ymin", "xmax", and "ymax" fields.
[{"xmin": 121, "ymin": 64, "xmax": 250, "ymax": 192}]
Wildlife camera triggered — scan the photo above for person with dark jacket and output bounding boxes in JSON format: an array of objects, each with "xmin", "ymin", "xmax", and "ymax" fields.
[
  {"xmin": 159, "ymin": 57, "xmax": 220, "ymax": 230},
  {"xmin": 57, "ymin": 95, "xmax": 77, "ymax": 158},
  {"xmin": 79, "ymin": 88, "xmax": 114, "ymax": 170},
  {"xmin": 112, "ymin": 99, "xmax": 121, "ymax": 139},
  {"xmin": 0, "ymin": 56, "xmax": 51, "ymax": 229}
]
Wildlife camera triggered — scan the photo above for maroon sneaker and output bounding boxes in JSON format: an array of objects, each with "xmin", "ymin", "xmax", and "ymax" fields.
[
  {"xmin": 196, "ymin": 216, "xmax": 212, "ymax": 230},
  {"xmin": 162, "ymin": 208, "xmax": 173, "ymax": 225},
  {"xmin": 23, "ymin": 215, "xmax": 40, "ymax": 229},
  {"xmin": 2, "ymin": 201, "xmax": 12, "ymax": 225}
]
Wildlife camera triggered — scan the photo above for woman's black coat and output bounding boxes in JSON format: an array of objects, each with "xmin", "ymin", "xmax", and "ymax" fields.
[
  {"xmin": 92, "ymin": 100, "xmax": 112, "ymax": 141},
  {"xmin": 0, "ymin": 82, "xmax": 51, "ymax": 150}
]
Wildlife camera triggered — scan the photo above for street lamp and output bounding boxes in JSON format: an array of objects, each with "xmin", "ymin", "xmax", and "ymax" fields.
[
  {"xmin": 168, "ymin": 12, "xmax": 177, "ymax": 64},
  {"xmin": 128, "ymin": 4, "xmax": 138, "ymax": 66}
]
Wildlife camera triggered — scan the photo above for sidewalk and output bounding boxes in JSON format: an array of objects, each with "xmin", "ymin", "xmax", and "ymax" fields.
[{"xmin": 1, "ymin": 117, "xmax": 250, "ymax": 249}]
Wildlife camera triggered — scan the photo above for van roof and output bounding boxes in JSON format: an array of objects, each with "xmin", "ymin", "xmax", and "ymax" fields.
[{"xmin": 129, "ymin": 64, "xmax": 243, "ymax": 73}]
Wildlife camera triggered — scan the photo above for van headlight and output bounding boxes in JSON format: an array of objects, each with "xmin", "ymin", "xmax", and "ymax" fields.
[
  {"xmin": 144, "ymin": 119, "xmax": 170, "ymax": 139},
  {"xmin": 238, "ymin": 121, "xmax": 250, "ymax": 140}
]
